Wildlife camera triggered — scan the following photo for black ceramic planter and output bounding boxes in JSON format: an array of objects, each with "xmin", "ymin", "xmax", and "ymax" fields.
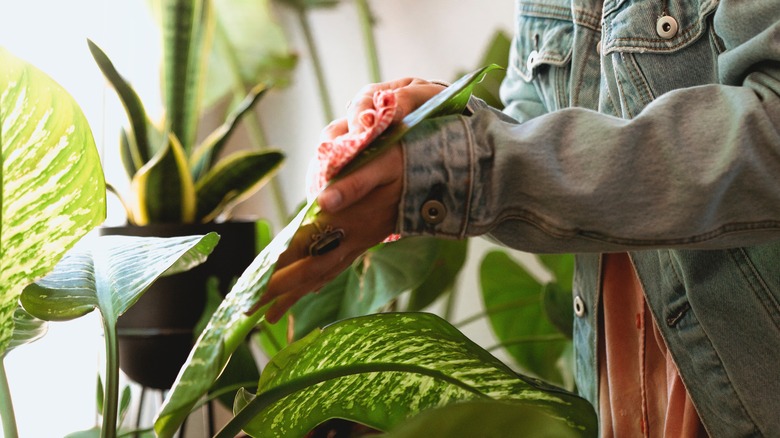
[{"xmin": 99, "ymin": 221, "xmax": 257, "ymax": 389}]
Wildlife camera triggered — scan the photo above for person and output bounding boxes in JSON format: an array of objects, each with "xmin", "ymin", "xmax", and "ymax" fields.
[{"xmin": 259, "ymin": 0, "xmax": 780, "ymax": 436}]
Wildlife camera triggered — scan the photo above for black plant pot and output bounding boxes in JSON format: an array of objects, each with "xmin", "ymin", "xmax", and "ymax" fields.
[{"xmin": 100, "ymin": 221, "xmax": 257, "ymax": 389}]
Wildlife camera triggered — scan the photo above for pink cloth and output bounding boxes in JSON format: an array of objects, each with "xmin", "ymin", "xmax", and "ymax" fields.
[{"xmin": 308, "ymin": 90, "xmax": 400, "ymax": 242}]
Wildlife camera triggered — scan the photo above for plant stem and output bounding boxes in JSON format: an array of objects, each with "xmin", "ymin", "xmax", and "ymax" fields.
[
  {"xmin": 296, "ymin": 7, "xmax": 335, "ymax": 122},
  {"xmin": 0, "ymin": 360, "xmax": 19, "ymax": 438},
  {"xmin": 101, "ymin": 324, "xmax": 120, "ymax": 438},
  {"xmin": 443, "ymin": 284, "xmax": 459, "ymax": 322},
  {"xmin": 354, "ymin": 0, "xmax": 381, "ymax": 83},
  {"xmin": 454, "ymin": 296, "xmax": 541, "ymax": 328},
  {"xmin": 485, "ymin": 334, "xmax": 568, "ymax": 352}
]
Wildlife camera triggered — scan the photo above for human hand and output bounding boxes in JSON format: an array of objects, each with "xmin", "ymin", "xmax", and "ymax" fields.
[{"xmin": 259, "ymin": 78, "xmax": 446, "ymax": 324}]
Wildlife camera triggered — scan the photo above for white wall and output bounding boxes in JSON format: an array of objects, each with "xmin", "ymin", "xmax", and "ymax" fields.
[{"xmin": 0, "ymin": 1, "xmax": 534, "ymax": 436}]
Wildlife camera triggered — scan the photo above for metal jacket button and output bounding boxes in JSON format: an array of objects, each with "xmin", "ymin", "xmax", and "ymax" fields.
[
  {"xmin": 526, "ymin": 50, "xmax": 539, "ymax": 71},
  {"xmin": 421, "ymin": 200, "xmax": 446, "ymax": 225},
  {"xmin": 656, "ymin": 15, "xmax": 678, "ymax": 39},
  {"xmin": 573, "ymin": 295, "xmax": 586, "ymax": 317}
]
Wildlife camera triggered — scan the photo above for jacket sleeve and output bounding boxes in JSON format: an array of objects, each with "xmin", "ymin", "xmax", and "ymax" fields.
[{"xmin": 398, "ymin": 0, "xmax": 780, "ymax": 253}]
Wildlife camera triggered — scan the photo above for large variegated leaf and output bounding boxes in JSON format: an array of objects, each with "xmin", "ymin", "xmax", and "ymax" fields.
[
  {"xmin": 20, "ymin": 233, "xmax": 219, "ymax": 324},
  {"xmin": 0, "ymin": 47, "xmax": 106, "ymax": 354},
  {"xmin": 194, "ymin": 149, "xmax": 284, "ymax": 222},
  {"xmin": 220, "ymin": 313, "xmax": 596, "ymax": 437},
  {"xmin": 155, "ymin": 66, "xmax": 502, "ymax": 436},
  {"xmin": 204, "ymin": 0, "xmax": 297, "ymax": 109},
  {"xmin": 132, "ymin": 133, "xmax": 196, "ymax": 224},
  {"xmin": 3, "ymin": 306, "xmax": 47, "ymax": 357}
]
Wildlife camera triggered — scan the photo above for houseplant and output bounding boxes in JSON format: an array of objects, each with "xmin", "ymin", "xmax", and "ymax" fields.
[
  {"xmin": 88, "ymin": 0, "xmax": 292, "ymax": 389},
  {"xmin": 0, "ymin": 46, "xmax": 107, "ymax": 438}
]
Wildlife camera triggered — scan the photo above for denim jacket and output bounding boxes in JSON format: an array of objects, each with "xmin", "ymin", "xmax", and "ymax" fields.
[{"xmin": 399, "ymin": 0, "xmax": 780, "ymax": 436}]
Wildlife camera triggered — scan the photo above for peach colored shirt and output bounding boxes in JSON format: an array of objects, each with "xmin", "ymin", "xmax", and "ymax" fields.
[{"xmin": 598, "ymin": 253, "xmax": 708, "ymax": 438}]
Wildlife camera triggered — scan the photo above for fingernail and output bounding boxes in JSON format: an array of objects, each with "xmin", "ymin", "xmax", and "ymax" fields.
[{"xmin": 319, "ymin": 188, "xmax": 342, "ymax": 212}]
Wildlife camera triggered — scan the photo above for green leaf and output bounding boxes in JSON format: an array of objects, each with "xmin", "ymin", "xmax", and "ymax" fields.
[
  {"xmin": 88, "ymin": 39, "xmax": 153, "ymax": 171},
  {"xmin": 19, "ymin": 233, "xmax": 219, "ymax": 324},
  {"xmin": 291, "ymin": 269, "xmax": 349, "ymax": 340},
  {"xmin": 538, "ymin": 253, "xmax": 575, "ymax": 291},
  {"xmin": 194, "ymin": 149, "xmax": 284, "ymax": 222},
  {"xmin": 4, "ymin": 306, "xmax": 47, "ymax": 357},
  {"xmin": 155, "ymin": 200, "xmax": 317, "ymax": 437},
  {"xmin": 337, "ymin": 64, "xmax": 503, "ymax": 179},
  {"xmin": 132, "ymin": 133, "xmax": 196, "ymax": 224},
  {"xmin": 204, "ymin": 0, "xmax": 297, "ymax": 109},
  {"xmin": 156, "ymin": 66, "xmax": 503, "ymax": 436},
  {"xmin": 190, "ymin": 82, "xmax": 269, "ymax": 179},
  {"xmin": 161, "ymin": 0, "xmax": 211, "ymax": 153},
  {"xmin": 454, "ymin": 30, "xmax": 511, "ymax": 110},
  {"xmin": 212, "ymin": 340, "xmax": 260, "ymax": 408},
  {"xmin": 224, "ymin": 313, "xmax": 596, "ymax": 437},
  {"xmin": 275, "ymin": 0, "xmax": 341, "ymax": 10},
  {"xmin": 543, "ymin": 282, "xmax": 574, "ymax": 339},
  {"xmin": 407, "ymin": 239, "xmax": 468, "ymax": 311},
  {"xmin": 384, "ymin": 399, "xmax": 592, "ymax": 438},
  {"xmin": 0, "ymin": 47, "xmax": 106, "ymax": 354},
  {"xmin": 255, "ymin": 317, "xmax": 289, "ymax": 357},
  {"xmin": 480, "ymin": 251, "xmax": 569, "ymax": 386}
]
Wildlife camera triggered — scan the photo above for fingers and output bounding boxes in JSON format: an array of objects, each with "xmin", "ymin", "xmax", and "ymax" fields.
[
  {"xmin": 346, "ymin": 78, "xmax": 445, "ymax": 131},
  {"xmin": 318, "ymin": 144, "xmax": 403, "ymax": 213}
]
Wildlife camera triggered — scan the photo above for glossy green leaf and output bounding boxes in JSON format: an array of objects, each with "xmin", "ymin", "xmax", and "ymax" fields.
[
  {"xmin": 407, "ymin": 239, "xmax": 468, "ymax": 311},
  {"xmin": 191, "ymin": 83, "xmax": 269, "ymax": 179},
  {"xmin": 204, "ymin": 0, "xmax": 297, "ymax": 109},
  {"xmin": 384, "ymin": 399, "xmax": 592, "ymax": 438},
  {"xmin": 161, "ymin": 0, "xmax": 211, "ymax": 153},
  {"xmin": 255, "ymin": 317, "xmax": 289, "ymax": 357},
  {"xmin": 20, "ymin": 233, "xmax": 219, "ymax": 324},
  {"xmin": 538, "ymin": 253, "xmax": 575, "ymax": 291},
  {"xmin": 337, "ymin": 64, "xmax": 503, "ymax": 178},
  {"xmin": 155, "ymin": 200, "xmax": 316, "ymax": 437},
  {"xmin": 480, "ymin": 251, "xmax": 569, "ymax": 386},
  {"xmin": 291, "ymin": 269, "xmax": 349, "ymax": 340},
  {"xmin": 156, "ymin": 66, "xmax": 503, "ymax": 436},
  {"xmin": 222, "ymin": 313, "xmax": 596, "ymax": 437},
  {"xmin": 88, "ymin": 39, "xmax": 153, "ymax": 170},
  {"xmin": 132, "ymin": 133, "xmax": 196, "ymax": 224},
  {"xmin": 454, "ymin": 30, "xmax": 511, "ymax": 110},
  {"xmin": 0, "ymin": 47, "xmax": 106, "ymax": 354},
  {"xmin": 4, "ymin": 306, "xmax": 47, "ymax": 356},
  {"xmin": 543, "ymin": 282, "xmax": 574, "ymax": 339},
  {"xmin": 194, "ymin": 149, "xmax": 284, "ymax": 222}
]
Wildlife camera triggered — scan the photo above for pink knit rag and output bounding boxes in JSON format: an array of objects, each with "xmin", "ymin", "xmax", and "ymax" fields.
[{"xmin": 309, "ymin": 89, "xmax": 401, "ymax": 242}]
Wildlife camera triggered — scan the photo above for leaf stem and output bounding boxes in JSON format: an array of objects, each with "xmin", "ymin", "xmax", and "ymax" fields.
[
  {"xmin": 214, "ymin": 362, "xmax": 491, "ymax": 438},
  {"xmin": 296, "ymin": 7, "xmax": 335, "ymax": 122},
  {"xmin": 454, "ymin": 296, "xmax": 541, "ymax": 328},
  {"xmin": 485, "ymin": 334, "xmax": 568, "ymax": 353},
  {"xmin": 354, "ymin": 0, "xmax": 381, "ymax": 83},
  {"xmin": 101, "ymin": 324, "xmax": 120, "ymax": 438},
  {"xmin": 0, "ymin": 359, "xmax": 19, "ymax": 438}
]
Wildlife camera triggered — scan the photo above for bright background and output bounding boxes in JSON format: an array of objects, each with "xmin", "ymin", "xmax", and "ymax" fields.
[{"xmin": 0, "ymin": 1, "xmax": 530, "ymax": 436}]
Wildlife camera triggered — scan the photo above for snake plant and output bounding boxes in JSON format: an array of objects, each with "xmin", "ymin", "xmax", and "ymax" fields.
[{"xmin": 89, "ymin": 0, "xmax": 286, "ymax": 225}]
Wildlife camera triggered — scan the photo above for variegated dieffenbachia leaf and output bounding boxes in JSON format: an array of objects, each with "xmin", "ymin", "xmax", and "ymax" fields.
[
  {"xmin": 3, "ymin": 306, "xmax": 47, "ymax": 357},
  {"xmin": 0, "ymin": 47, "xmax": 106, "ymax": 355},
  {"xmin": 154, "ymin": 65, "xmax": 503, "ymax": 437},
  {"xmin": 220, "ymin": 313, "xmax": 596, "ymax": 437}
]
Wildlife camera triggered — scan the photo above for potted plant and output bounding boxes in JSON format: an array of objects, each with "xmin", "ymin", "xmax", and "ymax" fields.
[{"xmin": 88, "ymin": 0, "xmax": 292, "ymax": 389}]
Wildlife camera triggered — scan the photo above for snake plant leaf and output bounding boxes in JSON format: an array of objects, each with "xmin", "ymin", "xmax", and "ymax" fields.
[
  {"xmin": 194, "ymin": 149, "xmax": 284, "ymax": 222},
  {"xmin": 222, "ymin": 312, "xmax": 596, "ymax": 437},
  {"xmin": 0, "ymin": 47, "xmax": 106, "ymax": 355},
  {"xmin": 88, "ymin": 39, "xmax": 153, "ymax": 171},
  {"xmin": 480, "ymin": 251, "xmax": 570, "ymax": 387},
  {"xmin": 155, "ymin": 200, "xmax": 316, "ymax": 437},
  {"xmin": 204, "ymin": 0, "xmax": 297, "ymax": 109},
  {"xmin": 4, "ymin": 306, "xmax": 47, "ymax": 357},
  {"xmin": 275, "ymin": 0, "xmax": 341, "ymax": 10},
  {"xmin": 336, "ymin": 64, "xmax": 503, "ymax": 178},
  {"xmin": 20, "ymin": 233, "xmax": 219, "ymax": 324},
  {"xmin": 132, "ymin": 132, "xmax": 196, "ymax": 224},
  {"xmin": 161, "ymin": 0, "xmax": 212, "ymax": 154},
  {"xmin": 190, "ymin": 82, "xmax": 270, "ymax": 180},
  {"xmin": 156, "ymin": 66, "xmax": 504, "ymax": 436},
  {"xmin": 384, "ymin": 399, "xmax": 591, "ymax": 438}
]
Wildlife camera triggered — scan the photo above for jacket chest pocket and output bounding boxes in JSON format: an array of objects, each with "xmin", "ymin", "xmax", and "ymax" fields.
[
  {"xmin": 510, "ymin": 0, "xmax": 575, "ymax": 112},
  {"xmin": 600, "ymin": 0, "xmax": 721, "ymax": 118}
]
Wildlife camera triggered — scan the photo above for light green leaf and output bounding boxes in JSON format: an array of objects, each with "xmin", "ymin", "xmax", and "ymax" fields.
[
  {"xmin": 4, "ymin": 306, "xmax": 47, "ymax": 356},
  {"xmin": 275, "ymin": 0, "xmax": 341, "ymax": 10},
  {"xmin": 194, "ymin": 149, "xmax": 284, "ymax": 222},
  {"xmin": 384, "ymin": 399, "xmax": 591, "ymax": 438},
  {"xmin": 480, "ymin": 251, "xmax": 569, "ymax": 386},
  {"xmin": 20, "ymin": 233, "xmax": 219, "ymax": 324},
  {"xmin": 132, "ymin": 133, "xmax": 196, "ymax": 224},
  {"xmin": 538, "ymin": 253, "xmax": 575, "ymax": 291},
  {"xmin": 0, "ymin": 47, "xmax": 106, "ymax": 354},
  {"xmin": 454, "ymin": 30, "xmax": 511, "ymax": 110},
  {"xmin": 204, "ymin": 0, "xmax": 297, "ymax": 109},
  {"xmin": 223, "ymin": 313, "xmax": 596, "ymax": 437}
]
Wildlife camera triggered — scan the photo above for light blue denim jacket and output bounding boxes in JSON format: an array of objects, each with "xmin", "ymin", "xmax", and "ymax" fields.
[{"xmin": 399, "ymin": 0, "xmax": 780, "ymax": 436}]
